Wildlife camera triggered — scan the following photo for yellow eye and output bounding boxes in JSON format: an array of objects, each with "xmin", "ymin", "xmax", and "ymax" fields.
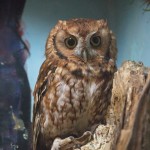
[
  {"xmin": 90, "ymin": 35, "xmax": 101, "ymax": 48},
  {"xmin": 65, "ymin": 36, "xmax": 77, "ymax": 49}
]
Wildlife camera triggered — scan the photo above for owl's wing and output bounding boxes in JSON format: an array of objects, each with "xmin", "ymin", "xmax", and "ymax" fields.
[{"xmin": 32, "ymin": 60, "xmax": 57, "ymax": 150}]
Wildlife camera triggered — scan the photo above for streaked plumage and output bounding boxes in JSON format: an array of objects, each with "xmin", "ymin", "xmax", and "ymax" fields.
[{"xmin": 33, "ymin": 18, "xmax": 117, "ymax": 150}]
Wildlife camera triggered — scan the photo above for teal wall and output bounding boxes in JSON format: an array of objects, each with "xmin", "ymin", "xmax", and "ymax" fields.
[
  {"xmin": 115, "ymin": 0, "xmax": 150, "ymax": 66},
  {"xmin": 22, "ymin": 0, "xmax": 150, "ymax": 112}
]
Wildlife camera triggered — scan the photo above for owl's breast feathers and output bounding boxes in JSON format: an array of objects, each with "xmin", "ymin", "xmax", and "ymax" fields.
[{"xmin": 33, "ymin": 57, "xmax": 116, "ymax": 149}]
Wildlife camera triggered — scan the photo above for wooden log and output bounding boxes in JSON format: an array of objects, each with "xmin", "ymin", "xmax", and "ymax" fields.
[{"xmin": 116, "ymin": 61, "xmax": 150, "ymax": 150}]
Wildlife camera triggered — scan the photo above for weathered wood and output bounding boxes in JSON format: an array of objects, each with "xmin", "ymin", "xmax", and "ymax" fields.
[
  {"xmin": 114, "ymin": 61, "xmax": 150, "ymax": 150},
  {"xmin": 126, "ymin": 71, "xmax": 150, "ymax": 150}
]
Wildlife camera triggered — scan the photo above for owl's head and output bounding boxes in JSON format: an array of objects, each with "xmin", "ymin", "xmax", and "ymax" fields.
[{"xmin": 46, "ymin": 18, "xmax": 117, "ymax": 63}]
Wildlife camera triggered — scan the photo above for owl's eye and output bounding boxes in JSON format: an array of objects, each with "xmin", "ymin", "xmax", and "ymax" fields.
[
  {"xmin": 90, "ymin": 35, "xmax": 101, "ymax": 48},
  {"xmin": 65, "ymin": 36, "xmax": 77, "ymax": 49}
]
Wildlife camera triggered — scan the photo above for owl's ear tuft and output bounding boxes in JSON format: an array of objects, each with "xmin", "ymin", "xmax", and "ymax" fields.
[
  {"xmin": 58, "ymin": 20, "xmax": 63, "ymax": 23},
  {"xmin": 58, "ymin": 20, "xmax": 66, "ymax": 26},
  {"xmin": 97, "ymin": 19, "xmax": 107, "ymax": 27}
]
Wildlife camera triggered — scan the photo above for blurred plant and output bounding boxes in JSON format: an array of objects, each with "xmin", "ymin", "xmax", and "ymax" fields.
[{"xmin": 144, "ymin": 0, "xmax": 150, "ymax": 11}]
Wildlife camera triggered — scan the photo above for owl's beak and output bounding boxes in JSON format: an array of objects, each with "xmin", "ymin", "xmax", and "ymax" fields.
[{"xmin": 81, "ymin": 49, "xmax": 88, "ymax": 62}]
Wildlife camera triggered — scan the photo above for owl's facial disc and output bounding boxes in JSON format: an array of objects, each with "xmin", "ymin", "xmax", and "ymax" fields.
[{"xmin": 53, "ymin": 19, "xmax": 113, "ymax": 63}]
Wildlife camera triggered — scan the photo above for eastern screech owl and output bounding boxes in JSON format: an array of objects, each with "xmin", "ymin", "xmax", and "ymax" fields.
[{"xmin": 33, "ymin": 18, "xmax": 117, "ymax": 150}]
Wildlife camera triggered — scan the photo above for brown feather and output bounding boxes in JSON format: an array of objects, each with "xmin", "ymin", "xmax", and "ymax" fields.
[{"xmin": 33, "ymin": 18, "xmax": 117, "ymax": 150}]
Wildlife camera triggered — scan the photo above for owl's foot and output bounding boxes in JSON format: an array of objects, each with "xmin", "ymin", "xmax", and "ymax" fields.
[{"xmin": 51, "ymin": 131, "xmax": 93, "ymax": 150}]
